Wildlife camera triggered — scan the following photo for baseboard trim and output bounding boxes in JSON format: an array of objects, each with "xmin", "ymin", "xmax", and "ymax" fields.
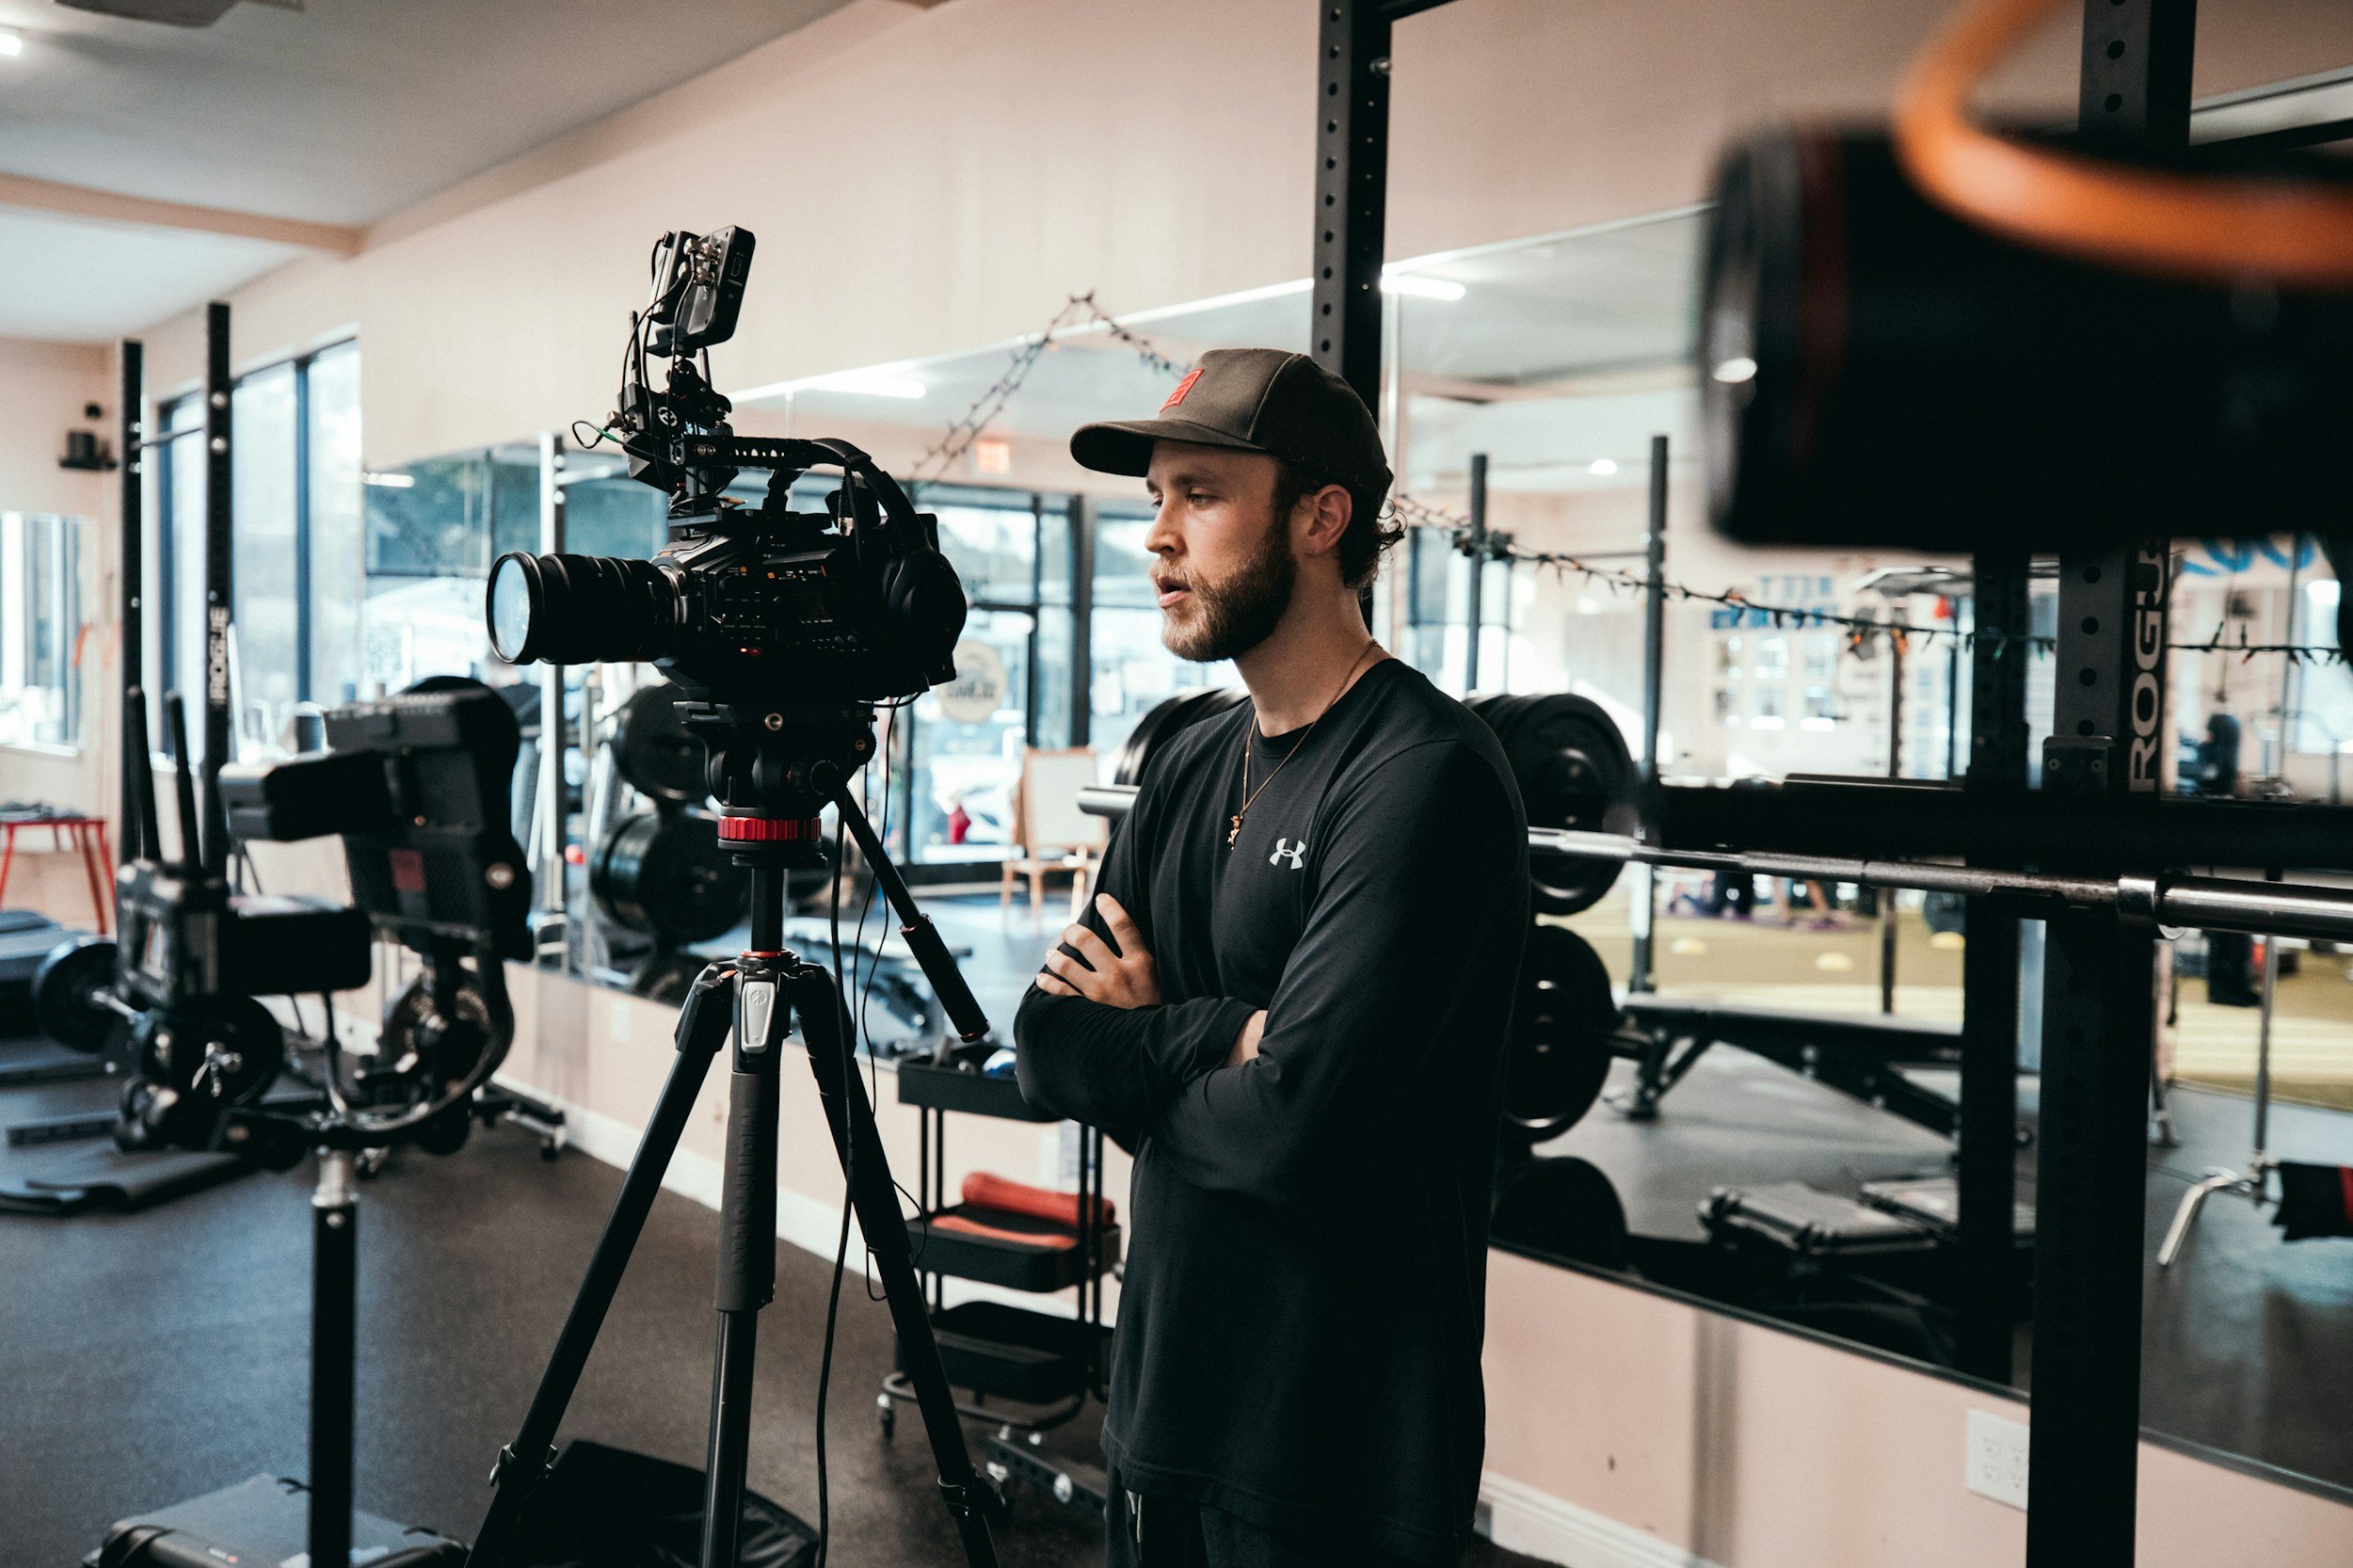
[{"xmin": 1477, "ymin": 1472, "xmax": 1720, "ymax": 1568}]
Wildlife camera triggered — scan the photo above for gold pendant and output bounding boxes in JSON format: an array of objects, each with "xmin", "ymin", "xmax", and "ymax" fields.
[{"xmin": 1227, "ymin": 814, "xmax": 1242, "ymax": 847}]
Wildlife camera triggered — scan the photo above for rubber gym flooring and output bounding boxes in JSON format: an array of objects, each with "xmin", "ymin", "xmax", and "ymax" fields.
[{"xmin": 0, "ymin": 1048, "xmax": 1543, "ymax": 1567}]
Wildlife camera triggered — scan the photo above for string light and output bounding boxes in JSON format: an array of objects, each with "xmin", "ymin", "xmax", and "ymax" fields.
[
  {"xmin": 1389, "ymin": 493, "xmax": 2347, "ymax": 665},
  {"xmin": 910, "ymin": 291, "xmax": 1185, "ymax": 481},
  {"xmin": 910, "ymin": 305, "xmax": 2346, "ymax": 669}
]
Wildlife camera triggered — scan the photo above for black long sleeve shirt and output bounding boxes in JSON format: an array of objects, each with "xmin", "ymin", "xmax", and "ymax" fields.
[{"xmin": 1015, "ymin": 659, "xmax": 1529, "ymax": 1563}]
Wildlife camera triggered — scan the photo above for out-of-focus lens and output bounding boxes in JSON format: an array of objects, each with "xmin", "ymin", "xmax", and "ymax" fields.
[{"xmin": 488, "ymin": 554, "xmax": 537, "ymax": 664}]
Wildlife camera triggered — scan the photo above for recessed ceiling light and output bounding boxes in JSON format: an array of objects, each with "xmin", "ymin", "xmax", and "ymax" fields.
[
  {"xmin": 1711, "ymin": 355, "xmax": 1758, "ymax": 384},
  {"xmin": 1379, "ymin": 270, "xmax": 1466, "ymax": 301},
  {"xmin": 0, "ymin": 30, "xmax": 24, "ymax": 57},
  {"xmin": 1589, "ymin": 458, "xmax": 1619, "ymax": 476}
]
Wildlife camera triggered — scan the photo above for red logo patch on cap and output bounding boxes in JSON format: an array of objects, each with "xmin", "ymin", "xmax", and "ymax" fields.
[{"xmin": 1160, "ymin": 368, "xmax": 1203, "ymax": 412}]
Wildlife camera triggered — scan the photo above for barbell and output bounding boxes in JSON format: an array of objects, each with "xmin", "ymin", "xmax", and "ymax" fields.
[{"xmin": 1083, "ymin": 690, "xmax": 2353, "ymax": 947}]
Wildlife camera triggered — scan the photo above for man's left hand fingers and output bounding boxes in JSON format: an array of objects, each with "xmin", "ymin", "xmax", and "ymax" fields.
[
  {"xmin": 1096, "ymin": 894, "xmax": 1145, "ymax": 948},
  {"xmin": 1062, "ymin": 923, "xmax": 1114, "ymax": 967},
  {"xmin": 1040, "ymin": 949, "xmax": 1095, "ymax": 997}
]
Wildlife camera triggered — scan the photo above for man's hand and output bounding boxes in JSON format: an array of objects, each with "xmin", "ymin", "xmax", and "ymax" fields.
[
  {"xmin": 1225, "ymin": 1010, "xmax": 1267, "ymax": 1069},
  {"xmin": 1036, "ymin": 894, "xmax": 1160, "ymax": 1008}
]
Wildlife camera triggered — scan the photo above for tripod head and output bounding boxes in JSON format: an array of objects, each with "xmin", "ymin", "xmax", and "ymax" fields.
[
  {"xmin": 676, "ymin": 698, "xmax": 877, "ymax": 868},
  {"xmin": 665, "ymin": 693, "xmax": 988, "ymax": 1044}
]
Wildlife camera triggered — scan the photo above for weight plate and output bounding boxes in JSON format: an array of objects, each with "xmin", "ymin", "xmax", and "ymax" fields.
[
  {"xmin": 1481, "ymin": 694, "xmax": 1634, "ymax": 916},
  {"xmin": 33, "ymin": 936, "xmax": 120, "ymax": 1053},
  {"xmin": 1502, "ymin": 922, "xmax": 1619, "ymax": 1144},
  {"xmin": 1112, "ymin": 688, "xmax": 1248, "ymax": 788},
  {"xmin": 614, "ymin": 683, "xmax": 708, "ymax": 804},
  {"xmin": 1490, "ymin": 1154, "xmax": 1629, "ymax": 1270},
  {"xmin": 367, "ymin": 975, "xmax": 497, "ymax": 1151},
  {"xmin": 590, "ymin": 811, "xmax": 751, "ymax": 941}
]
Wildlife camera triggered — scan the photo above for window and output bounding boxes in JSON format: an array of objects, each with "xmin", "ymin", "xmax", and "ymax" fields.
[
  {"xmin": 358, "ymin": 439, "xmax": 558, "ymax": 695},
  {"xmin": 900, "ymin": 486, "xmax": 1064, "ymax": 866},
  {"xmin": 1088, "ymin": 505, "xmax": 1236, "ymax": 764},
  {"xmin": 155, "ymin": 342, "xmax": 361, "ymax": 759},
  {"xmin": 233, "ymin": 363, "xmax": 299, "ymax": 751},
  {"xmin": 307, "ymin": 344, "xmax": 363, "ymax": 705},
  {"xmin": 2295, "ymin": 579, "xmax": 2353, "ymax": 757},
  {"xmin": 0, "ymin": 513, "xmax": 85, "ymax": 750}
]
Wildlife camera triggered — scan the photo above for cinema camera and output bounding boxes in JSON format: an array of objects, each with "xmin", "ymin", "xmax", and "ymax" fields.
[
  {"xmin": 465, "ymin": 227, "xmax": 1007, "ymax": 1568},
  {"xmin": 75, "ymin": 679, "xmax": 532, "ymax": 1160},
  {"xmin": 486, "ymin": 227, "xmax": 967, "ymax": 712}
]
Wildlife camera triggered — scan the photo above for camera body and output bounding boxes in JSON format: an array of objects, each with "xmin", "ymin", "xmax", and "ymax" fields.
[
  {"xmin": 1702, "ymin": 128, "xmax": 2353, "ymax": 552},
  {"xmin": 487, "ymin": 224, "xmax": 968, "ymax": 723},
  {"xmin": 105, "ymin": 679, "xmax": 532, "ymax": 1157}
]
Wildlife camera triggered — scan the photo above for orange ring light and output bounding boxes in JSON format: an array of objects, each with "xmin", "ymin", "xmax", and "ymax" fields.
[{"xmin": 1894, "ymin": 0, "xmax": 2353, "ymax": 287}]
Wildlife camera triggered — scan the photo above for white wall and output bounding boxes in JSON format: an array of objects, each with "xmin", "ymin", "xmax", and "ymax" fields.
[
  {"xmin": 117, "ymin": 0, "xmax": 2353, "ymax": 461},
  {"xmin": 0, "ymin": 338, "xmax": 110, "ymax": 518}
]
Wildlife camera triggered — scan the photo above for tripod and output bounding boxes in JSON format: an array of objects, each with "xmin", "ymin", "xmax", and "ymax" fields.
[{"xmin": 468, "ymin": 722, "xmax": 1003, "ymax": 1568}]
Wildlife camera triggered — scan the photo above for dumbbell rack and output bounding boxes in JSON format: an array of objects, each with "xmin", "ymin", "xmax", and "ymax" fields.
[{"xmin": 883, "ymin": 1046, "xmax": 1117, "ymax": 1519}]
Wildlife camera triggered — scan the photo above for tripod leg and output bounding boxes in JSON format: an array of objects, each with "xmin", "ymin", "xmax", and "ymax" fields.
[
  {"xmin": 789, "ymin": 959, "xmax": 1002, "ymax": 1568},
  {"xmin": 468, "ymin": 963, "xmax": 735, "ymax": 1568},
  {"xmin": 699, "ymin": 968, "xmax": 783, "ymax": 1568}
]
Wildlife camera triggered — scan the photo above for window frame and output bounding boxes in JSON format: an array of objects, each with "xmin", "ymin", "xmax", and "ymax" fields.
[{"xmin": 153, "ymin": 337, "xmax": 357, "ymax": 751}]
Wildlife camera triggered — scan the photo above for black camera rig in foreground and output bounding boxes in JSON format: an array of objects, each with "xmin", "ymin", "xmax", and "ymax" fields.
[
  {"xmin": 54, "ymin": 678, "xmax": 542, "ymax": 1568},
  {"xmin": 46, "ymin": 680, "xmax": 535, "ymax": 1162}
]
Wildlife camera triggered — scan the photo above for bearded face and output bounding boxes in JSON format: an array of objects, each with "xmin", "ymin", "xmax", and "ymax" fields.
[{"xmin": 1158, "ymin": 496, "xmax": 1297, "ymax": 662}]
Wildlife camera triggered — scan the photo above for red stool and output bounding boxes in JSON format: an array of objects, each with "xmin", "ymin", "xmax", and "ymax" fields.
[{"xmin": 0, "ymin": 809, "xmax": 113, "ymax": 935}]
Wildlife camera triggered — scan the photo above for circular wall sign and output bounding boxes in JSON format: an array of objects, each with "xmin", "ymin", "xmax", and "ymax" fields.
[{"xmin": 936, "ymin": 639, "xmax": 1009, "ymax": 726}]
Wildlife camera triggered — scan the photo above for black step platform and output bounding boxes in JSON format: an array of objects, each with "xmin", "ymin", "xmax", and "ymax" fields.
[{"xmin": 85, "ymin": 1473, "xmax": 464, "ymax": 1568}]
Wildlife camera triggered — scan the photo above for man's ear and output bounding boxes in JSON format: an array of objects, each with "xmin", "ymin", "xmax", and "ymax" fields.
[{"xmin": 1297, "ymin": 484, "xmax": 1353, "ymax": 561}]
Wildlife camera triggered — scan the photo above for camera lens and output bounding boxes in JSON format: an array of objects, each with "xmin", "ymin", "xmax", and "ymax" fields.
[
  {"xmin": 488, "ymin": 554, "xmax": 537, "ymax": 664},
  {"xmin": 484, "ymin": 552, "xmax": 680, "ymax": 667}
]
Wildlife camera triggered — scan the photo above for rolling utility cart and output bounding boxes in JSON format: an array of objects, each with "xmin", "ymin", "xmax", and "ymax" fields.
[{"xmin": 886, "ymin": 1043, "xmax": 1117, "ymax": 1519}]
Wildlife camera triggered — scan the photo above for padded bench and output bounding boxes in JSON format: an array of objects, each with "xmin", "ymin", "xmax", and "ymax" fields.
[{"xmin": 1617, "ymin": 996, "xmax": 1965, "ymax": 1136}]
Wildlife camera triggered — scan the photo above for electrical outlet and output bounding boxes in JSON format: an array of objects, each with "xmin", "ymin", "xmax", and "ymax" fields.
[{"xmin": 1966, "ymin": 1408, "xmax": 2030, "ymax": 1511}]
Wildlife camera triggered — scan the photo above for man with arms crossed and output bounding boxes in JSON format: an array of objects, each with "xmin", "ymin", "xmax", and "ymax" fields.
[{"xmin": 1015, "ymin": 348, "xmax": 1529, "ymax": 1567}]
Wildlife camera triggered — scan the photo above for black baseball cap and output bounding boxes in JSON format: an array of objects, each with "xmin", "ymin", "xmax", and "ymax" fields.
[{"xmin": 1070, "ymin": 347, "xmax": 1393, "ymax": 504}]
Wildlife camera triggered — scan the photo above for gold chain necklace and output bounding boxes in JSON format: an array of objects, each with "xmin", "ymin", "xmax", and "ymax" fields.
[{"xmin": 1226, "ymin": 641, "xmax": 1380, "ymax": 848}]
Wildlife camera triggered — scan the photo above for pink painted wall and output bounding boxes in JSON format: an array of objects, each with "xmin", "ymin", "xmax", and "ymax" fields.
[{"xmin": 1482, "ymin": 1249, "xmax": 2353, "ymax": 1567}]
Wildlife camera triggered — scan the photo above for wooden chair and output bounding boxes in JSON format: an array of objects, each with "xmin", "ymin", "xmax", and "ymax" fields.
[{"xmin": 1000, "ymin": 748, "xmax": 1106, "ymax": 922}]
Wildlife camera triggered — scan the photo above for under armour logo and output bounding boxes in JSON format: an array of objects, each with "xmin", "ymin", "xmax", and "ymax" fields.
[{"xmin": 1269, "ymin": 839, "xmax": 1306, "ymax": 870}]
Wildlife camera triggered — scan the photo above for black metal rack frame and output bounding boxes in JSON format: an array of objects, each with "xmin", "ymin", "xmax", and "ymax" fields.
[{"xmin": 1312, "ymin": 4, "xmax": 2349, "ymax": 1565}]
